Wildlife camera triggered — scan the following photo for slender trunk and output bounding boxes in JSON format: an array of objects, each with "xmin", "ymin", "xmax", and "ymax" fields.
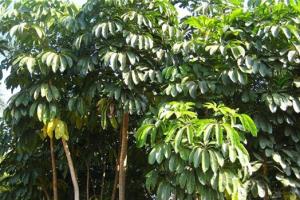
[
  {"xmin": 62, "ymin": 139, "xmax": 79, "ymax": 200},
  {"xmin": 42, "ymin": 187, "xmax": 50, "ymax": 200},
  {"xmin": 86, "ymin": 163, "xmax": 90, "ymax": 200},
  {"xmin": 111, "ymin": 160, "xmax": 118, "ymax": 200},
  {"xmin": 111, "ymin": 122, "xmax": 123, "ymax": 200},
  {"xmin": 263, "ymin": 163, "xmax": 269, "ymax": 200},
  {"xmin": 118, "ymin": 112, "xmax": 129, "ymax": 200},
  {"xmin": 92, "ymin": 177, "xmax": 96, "ymax": 198},
  {"xmin": 50, "ymin": 138, "xmax": 58, "ymax": 200},
  {"xmin": 100, "ymin": 160, "xmax": 107, "ymax": 200}
]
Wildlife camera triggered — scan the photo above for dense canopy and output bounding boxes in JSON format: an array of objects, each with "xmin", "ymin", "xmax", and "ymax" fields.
[{"xmin": 0, "ymin": 0, "xmax": 299, "ymax": 200}]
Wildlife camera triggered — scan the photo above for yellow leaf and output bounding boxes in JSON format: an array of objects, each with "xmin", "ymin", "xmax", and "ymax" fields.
[
  {"xmin": 54, "ymin": 120, "xmax": 65, "ymax": 140},
  {"xmin": 47, "ymin": 119, "xmax": 58, "ymax": 139},
  {"xmin": 62, "ymin": 121, "xmax": 69, "ymax": 141}
]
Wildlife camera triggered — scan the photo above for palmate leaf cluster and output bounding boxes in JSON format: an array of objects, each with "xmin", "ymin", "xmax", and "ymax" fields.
[
  {"xmin": 0, "ymin": 0, "xmax": 299, "ymax": 199},
  {"xmin": 137, "ymin": 102, "xmax": 257, "ymax": 200}
]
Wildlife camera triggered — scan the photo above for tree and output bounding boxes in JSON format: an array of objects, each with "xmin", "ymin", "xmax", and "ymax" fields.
[
  {"xmin": 166, "ymin": 0, "xmax": 300, "ymax": 198},
  {"xmin": 1, "ymin": 0, "xmax": 180, "ymax": 199},
  {"xmin": 71, "ymin": 0, "xmax": 180, "ymax": 199},
  {"xmin": 0, "ymin": 0, "xmax": 80, "ymax": 199}
]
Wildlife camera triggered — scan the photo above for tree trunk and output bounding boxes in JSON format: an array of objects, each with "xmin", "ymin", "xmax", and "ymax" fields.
[
  {"xmin": 50, "ymin": 138, "xmax": 58, "ymax": 200},
  {"xmin": 111, "ymin": 158, "xmax": 119, "ymax": 200},
  {"xmin": 62, "ymin": 139, "xmax": 79, "ymax": 200},
  {"xmin": 42, "ymin": 187, "xmax": 50, "ymax": 200},
  {"xmin": 100, "ymin": 159, "xmax": 107, "ymax": 200},
  {"xmin": 86, "ymin": 163, "xmax": 90, "ymax": 200},
  {"xmin": 111, "ymin": 131, "xmax": 122, "ymax": 200},
  {"xmin": 263, "ymin": 163, "xmax": 269, "ymax": 200},
  {"xmin": 118, "ymin": 112, "xmax": 129, "ymax": 200}
]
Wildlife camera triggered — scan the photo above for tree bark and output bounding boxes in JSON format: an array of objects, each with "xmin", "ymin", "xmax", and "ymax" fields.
[
  {"xmin": 100, "ymin": 159, "xmax": 107, "ymax": 200},
  {"xmin": 111, "ymin": 130, "xmax": 122, "ymax": 200},
  {"xmin": 111, "ymin": 165, "xmax": 118, "ymax": 200},
  {"xmin": 62, "ymin": 139, "xmax": 79, "ymax": 200},
  {"xmin": 42, "ymin": 188, "xmax": 50, "ymax": 200},
  {"xmin": 50, "ymin": 138, "xmax": 58, "ymax": 200},
  {"xmin": 86, "ymin": 163, "xmax": 90, "ymax": 200},
  {"xmin": 118, "ymin": 112, "xmax": 129, "ymax": 200}
]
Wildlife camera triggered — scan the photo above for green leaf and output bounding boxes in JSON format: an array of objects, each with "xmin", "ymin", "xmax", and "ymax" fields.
[
  {"xmin": 188, "ymin": 84, "xmax": 197, "ymax": 98},
  {"xmin": 49, "ymin": 104, "xmax": 57, "ymax": 119},
  {"xmin": 257, "ymin": 181, "xmax": 266, "ymax": 198},
  {"xmin": 193, "ymin": 148, "xmax": 202, "ymax": 168},
  {"xmin": 288, "ymin": 50, "xmax": 297, "ymax": 62},
  {"xmin": 203, "ymin": 124, "xmax": 213, "ymax": 143},
  {"xmin": 51, "ymin": 55, "xmax": 59, "ymax": 72},
  {"xmin": 215, "ymin": 124, "xmax": 223, "ymax": 145},
  {"xmin": 60, "ymin": 56, "xmax": 68, "ymax": 72},
  {"xmin": 237, "ymin": 71, "xmax": 247, "ymax": 85},
  {"xmin": 174, "ymin": 128, "xmax": 184, "ymax": 153},
  {"xmin": 29, "ymin": 102, "xmax": 38, "ymax": 117},
  {"xmin": 186, "ymin": 126, "xmax": 193, "ymax": 144},
  {"xmin": 145, "ymin": 171, "xmax": 158, "ymax": 192},
  {"xmin": 37, "ymin": 103, "xmax": 44, "ymax": 121},
  {"xmin": 292, "ymin": 98, "xmax": 300, "ymax": 113},
  {"xmin": 127, "ymin": 52, "xmax": 136, "ymax": 65},
  {"xmin": 205, "ymin": 45, "xmax": 219, "ymax": 55},
  {"xmin": 102, "ymin": 23, "xmax": 108, "ymax": 38},
  {"xmin": 209, "ymin": 150, "xmax": 218, "ymax": 173},
  {"xmin": 46, "ymin": 52, "xmax": 56, "ymax": 67},
  {"xmin": 148, "ymin": 147, "xmax": 156, "ymax": 165},
  {"xmin": 155, "ymin": 145, "xmax": 164, "ymax": 164},
  {"xmin": 271, "ymin": 25, "xmax": 279, "ymax": 37},
  {"xmin": 179, "ymin": 171, "xmax": 187, "ymax": 189},
  {"xmin": 281, "ymin": 26, "xmax": 291, "ymax": 39},
  {"xmin": 26, "ymin": 57, "xmax": 36, "ymax": 73},
  {"xmin": 110, "ymin": 52, "xmax": 118, "ymax": 70},
  {"xmin": 132, "ymin": 70, "xmax": 139, "ymax": 85},
  {"xmin": 50, "ymin": 85, "xmax": 60, "ymax": 100},
  {"xmin": 231, "ymin": 46, "xmax": 245, "ymax": 59},
  {"xmin": 186, "ymin": 172, "xmax": 195, "ymax": 194},
  {"xmin": 45, "ymin": 87, "xmax": 53, "ymax": 102},
  {"xmin": 41, "ymin": 84, "xmax": 48, "ymax": 98},
  {"xmin": 136, "ymin": 124, "xmax": 153, "ymax": 147},
  {"xmin": 118, "ymin": 53, "xmax": 127, "ymax": 70},
  {"xmin": 228, "ymin": 69, "xmax": 238, "ymax": 83},
  {"xmin": 218, "ymin": 172, "xmax": 225, "ymax": 192},
  {"xmin": 214, "ymin": 151, "xmax": 224, "ymax": 167},
  {"xmin": 201, "ymin": 150, "xmax": 210, "ymax": 172},
  {"xmin": 223, "ymin": 123, "xmax": 238, "ymax": 145},
  {"xmin": 169, "ymin": 155, "xmax": 176, "ymax": 172},
  {"xmin": 239, "ymin": 114, "xmax": 258, "ymax": 136},
  {"xmin": 229, "ymin": 145, "xmax": 237, "ymax": 163}
]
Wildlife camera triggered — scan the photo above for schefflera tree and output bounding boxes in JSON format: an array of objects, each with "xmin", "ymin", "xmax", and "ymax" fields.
[
  {"xmin": 170, "ymin": 0, "xmax": 300, "ymax": 198},
  {"xmin": 136, "ymin": 102, "xmax": 258, "ymax": 200},
  {"xmin": 70, "ymin": 0, "xmax": 182, "ymax": 199},
  {"xmin": 1, "ymin": 0, "xmax": 81, "ymax": 199}
]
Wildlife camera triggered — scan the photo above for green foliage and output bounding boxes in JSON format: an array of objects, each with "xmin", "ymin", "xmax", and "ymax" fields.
[
  {"xmin": 0, "ymin": 0, "xmax": 179, "ymax": 199},
  {"xmin": 137, "ymin": 101, "xmax": 257, "ymax": 200},
  {"xmin": 168, "ymin": 0, "xmax": 300, "ymax": 199},
  {"xmin": 0, "ymin": 0, "xmax": 300, "ymax": 199}
]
